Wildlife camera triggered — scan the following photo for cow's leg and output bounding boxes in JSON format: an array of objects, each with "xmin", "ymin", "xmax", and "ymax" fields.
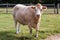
[
  {"xmin": 36, "ymin": 24, "xmax": 39, "ymax": 38},
  {"xmin": 15, "ymin": 21, "xmax": 20, "ymax": 34},
  {"xmin": 36, "ymin": 28, "xmax": 38, "ymax": 38},
  {"xmin": 16, "ymin": 22, "xmax": 20, "ymax": 34},
  {"xmin": 28, "ymin": 25, "xmax": 32, "ymax": 36}
]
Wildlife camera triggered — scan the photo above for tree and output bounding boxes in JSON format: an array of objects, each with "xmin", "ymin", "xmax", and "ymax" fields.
[{"xmin": 0, "ymin": 0, "xmax": 60, "ymax": 4}]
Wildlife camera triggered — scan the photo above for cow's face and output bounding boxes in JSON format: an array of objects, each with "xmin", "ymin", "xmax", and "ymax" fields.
[
  {"xmin": 35, "ymin": 3, "xmax": 42, "ymax": 17},
  {"xmin": 35, "ymin": 7, "xmax": 42, "ymax": 16},
  {"xmin": 31, "ymin": 6, "xmax": 41, "ymax": 17}
]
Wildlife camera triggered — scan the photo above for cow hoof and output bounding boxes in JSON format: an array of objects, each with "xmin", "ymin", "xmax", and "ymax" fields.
[
  {"xmin": 16, "ymin": 32, "xmax": 19, "ymax": 34},
  {"xmin": 16, "ymin": 30, "xmax": 20, "ymax": 34},
  {"xmin": 36, "ymin": 36, "xmax": 38, "ymax": 38},
  {"xmin": 35, "ymin": 35, "xmax": 38, "ymax": 38}
]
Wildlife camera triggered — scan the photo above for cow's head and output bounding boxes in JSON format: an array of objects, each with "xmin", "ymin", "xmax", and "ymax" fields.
[{"xmin": 31, "ymin": 3, "xmax": 47, "ymax": 17}]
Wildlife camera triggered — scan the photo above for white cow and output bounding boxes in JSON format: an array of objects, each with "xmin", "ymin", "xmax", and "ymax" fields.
[{"xmin": 12, "ymin": 3, "xmax": 47, "ymax": 37}]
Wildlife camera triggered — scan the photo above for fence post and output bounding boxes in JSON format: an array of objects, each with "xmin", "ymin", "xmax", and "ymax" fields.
[
  {"xmin": 6, "ymin": 2, "xmax": 8, "ymax": 13},
  {"xmin": 57, "ymin": 3, "xmax": 59, "ymax": 14}
]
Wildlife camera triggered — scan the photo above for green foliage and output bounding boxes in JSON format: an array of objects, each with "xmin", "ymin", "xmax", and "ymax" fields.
[
  {"xmin": 0, "ymin": 0, "xmax": 35, "ymax": 4},
  {"xmin": 0, "ymin": 0, "xmax": 60, "ymax": 4},
  {"xmin": 41, "ymin": 0, "xmax": 53, "ymax": 4}
]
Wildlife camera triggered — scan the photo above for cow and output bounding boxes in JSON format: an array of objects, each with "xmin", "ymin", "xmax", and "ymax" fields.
[{"xmin": 12, "ymin": 3, "xmax": 47, "ymax": 37}]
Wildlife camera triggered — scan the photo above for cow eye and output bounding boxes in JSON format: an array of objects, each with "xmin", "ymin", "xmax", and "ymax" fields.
[{"xmin": 40, "ymin": 9, "xmax": 42, "ymax": 11}]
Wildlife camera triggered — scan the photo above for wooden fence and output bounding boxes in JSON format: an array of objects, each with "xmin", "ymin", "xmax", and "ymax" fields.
[{"xmin": 0, "ymin": 4, "xmax": 60, "ymax": 14}]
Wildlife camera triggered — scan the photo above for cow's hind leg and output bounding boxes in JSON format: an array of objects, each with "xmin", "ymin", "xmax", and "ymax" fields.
[
  {"xmin": 28, "ymin": 25, "xmax": 32, "ymax": 36},
  {"xmin": 15, "ymin": 21, "xmax": 20, "ymax": 34}
]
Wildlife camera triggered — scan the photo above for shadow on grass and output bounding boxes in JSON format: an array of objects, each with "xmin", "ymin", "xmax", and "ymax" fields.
[{"xmin": 0, "ymin": 31, "xmax": 32, "ymax": 40}]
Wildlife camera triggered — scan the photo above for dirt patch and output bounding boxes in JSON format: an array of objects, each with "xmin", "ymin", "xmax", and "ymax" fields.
[{"xmin": 45, "ymin": 34, "xmax": 60, "ymax": 40}]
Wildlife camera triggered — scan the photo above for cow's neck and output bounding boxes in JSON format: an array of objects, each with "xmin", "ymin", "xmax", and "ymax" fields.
[{"xmin": 33, "ymin": 15, "xmax": 40, "ymax": 24}]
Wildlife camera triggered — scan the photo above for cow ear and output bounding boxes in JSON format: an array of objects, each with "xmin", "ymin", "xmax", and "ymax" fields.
[
  {"xmin": 31, "ymin": 6, "xmax": 35, "ymax": 9},
  {"xmin": 42, "ymin": 6, "xmax": 47, "ymax": 9}
]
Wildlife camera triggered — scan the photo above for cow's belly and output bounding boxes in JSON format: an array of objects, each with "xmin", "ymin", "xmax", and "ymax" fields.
[
  {"xmin": 19, "ymin": 18, "xmax": 29, "ymax": 25},
  {"xmin": 16, "ymin": 15, "xmax": 32, "ymax": 25},
  {"xmin": 18, "ymin": 19, "xmax": 31, "ymax": 25}
]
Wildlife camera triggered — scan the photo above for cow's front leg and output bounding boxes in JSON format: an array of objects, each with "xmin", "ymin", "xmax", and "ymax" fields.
[
  {"xmin": 36, "ymin": 28, "xmax": 38, "ymax": 38},
  {"xmin": 36, "ymin": 24, "xmax": 39, "ymax": 38}
]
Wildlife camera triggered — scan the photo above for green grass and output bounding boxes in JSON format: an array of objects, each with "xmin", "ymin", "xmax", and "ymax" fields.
[{"xmin": 0, "ymin": 13, "xmax": 60, "ymax": 40}]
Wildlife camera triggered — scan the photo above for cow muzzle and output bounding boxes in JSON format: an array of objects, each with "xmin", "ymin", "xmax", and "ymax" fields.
[{"xmin": 36, "ymin": 15, "xmax": 40, "ymax": 17}]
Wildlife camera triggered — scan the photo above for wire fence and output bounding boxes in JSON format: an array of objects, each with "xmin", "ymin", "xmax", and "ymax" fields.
[{"xmin": 0, "ymin": 4, "xmax": 60, "ymax": 14}]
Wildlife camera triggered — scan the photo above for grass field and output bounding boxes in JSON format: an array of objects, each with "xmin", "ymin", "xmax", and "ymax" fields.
[{"xmin": 0, "ymin": 13, "xmax": 60, "ymax": 40}]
